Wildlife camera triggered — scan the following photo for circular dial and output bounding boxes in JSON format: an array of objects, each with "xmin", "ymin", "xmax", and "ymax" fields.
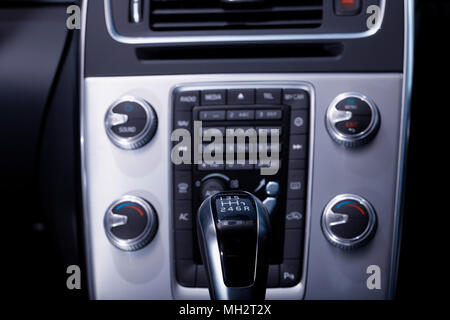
[
  {"xmin": 322, "ymin": 194, "xmax": 377, "ymax": 250},
  {"xmin": 326, "ymin": 93, "xmax": 380, "ymax": 148},
  {"xmin": 105, "ymin": 96, "xmax": 157, "ymax": 150},
  {"xmin": 200, "ymin": 177, "xmax": 226, "ymax": 202},
  {"xmin": 104, "ymin": 196, "xmax": 158, "ymax": 251}
]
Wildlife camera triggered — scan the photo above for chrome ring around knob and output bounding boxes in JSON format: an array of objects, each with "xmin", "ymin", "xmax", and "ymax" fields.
[
  {"xmin": 104, "ymin": 195, "xmax": 158, "ymax": 251},
  {"xmin": 326, "ymin": 92, "xmax": 380, "ymax": 148},
  {"xmin": 105, "ymin": 96, "xmax": 157, "ymax": 150},
  {"xmin": 322, "ymin": 194, "xmax": 377, "ymax": 250}
]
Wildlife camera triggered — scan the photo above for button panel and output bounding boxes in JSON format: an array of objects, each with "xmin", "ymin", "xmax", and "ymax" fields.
[{"xmin": 172, "ymin": 85, "xmax": 310, "ymax": 288}]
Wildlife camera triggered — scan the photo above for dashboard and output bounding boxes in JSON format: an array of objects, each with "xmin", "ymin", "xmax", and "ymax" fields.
[
  {"xmin": 81, "ymin": 0, "xmax": 411, "ymax": 300},
  {"xmin": 4, "ymin": 0, "xmax": 446, "ymax": 302}
]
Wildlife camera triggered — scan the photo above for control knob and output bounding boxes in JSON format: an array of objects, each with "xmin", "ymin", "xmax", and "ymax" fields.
[
  {"xmin": 200, "ymin": 178, "xmax": 226, "ymax": 202},
  {"xmin": 322, "ymin": 194, "xmax": 377, "ymax": 250},
  {"xmin": 326, "ymin": 93, "xmax": 380, "ymax": 148},
  {"xmin": 104, "ymin": 195, "xmax": 158, "ymax": 251},
  {"xmin": 105, "ymin": 96, "xmax": 157, "ymax": 150}
]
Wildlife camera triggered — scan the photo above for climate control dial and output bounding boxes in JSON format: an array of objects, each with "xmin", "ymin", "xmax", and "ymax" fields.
[
  {"xmin": 322, "ymin": 194, "xmax": 377, "ymax": 250},
  {"xmin": 104, "ymin": 196, "xmax": 158, "ymax": 251},
  {"xmin": 105, "ymin": 96, "xmax": 157, "ymax": 150},
  {"xmin": 326, "ymin": 93, "xmax": 380, "ymax": 148}
]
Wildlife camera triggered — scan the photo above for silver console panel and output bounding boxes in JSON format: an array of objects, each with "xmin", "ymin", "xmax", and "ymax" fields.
[
  {"xmin": 82, "ymin": 73, "xmax": 404, "ymax": 299},
  {"xmin": 104, "ymin": 0, "xmax": 387, "ymax": 45}
]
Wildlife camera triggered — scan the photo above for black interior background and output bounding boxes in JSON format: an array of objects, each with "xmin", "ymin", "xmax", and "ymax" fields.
[{"xmin": 0, "ymin": 0, "xmax": 447, "ymax": 301}]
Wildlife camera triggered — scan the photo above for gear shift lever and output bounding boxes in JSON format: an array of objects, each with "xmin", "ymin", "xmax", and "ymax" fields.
[{"xmin": 197, "ymin": 191, "xmax": 271, "ymax": 300}]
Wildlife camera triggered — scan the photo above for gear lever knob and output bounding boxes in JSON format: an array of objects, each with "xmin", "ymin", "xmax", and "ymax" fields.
[{"xmin": 197, "ymin": 191, "xmax": 271, "ymax": 300}]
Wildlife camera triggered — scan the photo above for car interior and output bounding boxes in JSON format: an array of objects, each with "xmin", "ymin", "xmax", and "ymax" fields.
[{"xmin": 1, "ymin": 0, "xmax": 446, "ymax": 302}]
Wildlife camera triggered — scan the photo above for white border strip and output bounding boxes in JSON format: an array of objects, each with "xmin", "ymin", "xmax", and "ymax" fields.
[
  {"xmin": 388, "ymin": 0, "xmax": 414, "ymax": 299},
  {"xmin": 104, "ymin": 0, "xmax": 386, "ymax": 45},
  {"xmin": 80, "ymin": 0, "xmax": 96, "ymax": 299}
]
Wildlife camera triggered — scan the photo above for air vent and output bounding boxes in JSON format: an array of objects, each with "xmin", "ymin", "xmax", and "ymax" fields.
[{"xmin": 150, "ymin": 0, "xmax": 323, "ymax": 31}]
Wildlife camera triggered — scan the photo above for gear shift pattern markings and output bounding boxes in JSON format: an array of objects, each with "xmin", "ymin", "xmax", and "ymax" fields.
[
  {"xmin": 214, "ymin": 195, "xmax": 258, "ymax": 287},
  {"xmin": 197, "ymin": 191, "xmax": 271, "ymax": 300}
]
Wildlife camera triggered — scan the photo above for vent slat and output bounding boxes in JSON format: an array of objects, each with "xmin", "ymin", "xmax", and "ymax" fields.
[
  {"xmin": 150, "ymin": 0, "xmax": 323, "ymax": 31},
  {"xmin": 153, "ymin": 19, "xmax": 323, "ymax": 30},
  {"xmin": 152, "ymin": 6, "xmax": 323, "ymax": 16}
]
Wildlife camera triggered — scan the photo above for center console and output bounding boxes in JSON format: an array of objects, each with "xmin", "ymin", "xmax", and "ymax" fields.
[
  {"xmin": 80, "ymin": 0, "xmax": 413, "ymax": 299},
  {"xmin": 171, "ymin": 84, "xmax": 311, "ymax": 289}
]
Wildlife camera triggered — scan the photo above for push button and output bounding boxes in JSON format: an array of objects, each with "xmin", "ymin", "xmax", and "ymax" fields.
[
  {"xmin": 176, "ymin": 260, "xmax": 196, "ymax": 287},
  {"xmin": 283, "ymin": 89, "xmax": 309, "ymax": 109},
  {"xmin": 335, "ymin": 0, "xmax": 361, "ymax": 16},
  {"xmin": 255, "ymin": 109, "xmax": 282, "ymax": 120},
  {"xmin": 290, "ymin": 110, "xmax": 309, "ymax": 135},
  {"xmin": 256, "ymin": 89, "xmax": 282, "ymax": 105},
  {"xmin": 174, "ymin": 111, "xmax": 192, "ymax": 131},
  {"xmin": 257, "ymin": 126, "xmax": 282, "ymax": 137},
  {"xmin": 267, "ymin": 264, "xmax": 280, "ymax": 288},
  {"xmin": 280, "ymin": 260, "xmax": 301, "ymax": 287},
  {"xmin": 198, "ymin": 162, "xmax": 225, "ymax": 171},
  {"xmin": 289, "ymin": 135, "xmax": 307, "ymax": 160},
  {"xmin": 174, "ymin": 171, "xmax": 192, "ymax": 200},
  {"xmin": 174, "ymin": 201, "xmax": 192, "ymax": 230},
  {"xmin": 287, "ymin": 170, "xmax": 306, "ymax": 199},
  {"xmin": 288, "ymin": 159, "xmax": 306, "ymax": 170},
  {"xmin": 202, "ymin": 127, "xmax": 225, "ymax": 137},
  {"xmin": 175, "ymin": 91, "xmax": 199, "ymax": 109},
  {"xmin": 285, "ymin": 201, "xmax": 305, "ymax": 229},
  {"xmin": 199, "ymin": 110, "xmax": 226, "ymax": 121},
  {"xmin": 227, "ymin": 109, "xmax": 255, "ymax": 120},
  {"xmin": 175, "ymin": 230, "xmax": 194, "ymax": 259},
  {"xmin": 225, "ymin": 162, "xmax": 254, "ymax": 170},
  {"xmin": 201, "ymin": 90, "xmax": 226, "ymax": 105},
  {"xmin": 283, "ymin": 229, "xmax": 303, "ymax": 259},
  {"xmin": 228, "ymin": 89, "xmax": 255, "ymax": 105}
]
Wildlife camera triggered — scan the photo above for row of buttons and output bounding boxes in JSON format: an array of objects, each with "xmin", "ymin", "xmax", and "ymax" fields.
[
  {"xmin": 175, "ymin": 112, "xmax": 289, "ymax": 133},
  {"xmin": 176, "ymin": 259, "xmax": 302, "ymax": 288},
  {"xmin": 199, "ymin": 109, "xmax": 283, "ymax": 121},
  {"xmin": 281, "ymin": 88, "xmax": 308, "ymax": 287},
  {"xmin": 197, "ymin": 160, "xmax": 281, "ymax": 172},
  {"xmin": 199, "ymin": 126, "xmax": 283, "ymax": 136},
  {"xmin": 173, "ymin": 177, "xmax": 306, "ymax": 230},
  {"xmin": 175, "ymin": 88, "xmax": 309, "ymax": 110},
  {"xmin": 174, "ymin": 107, "xmax": 308, "ymax": 137}
]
